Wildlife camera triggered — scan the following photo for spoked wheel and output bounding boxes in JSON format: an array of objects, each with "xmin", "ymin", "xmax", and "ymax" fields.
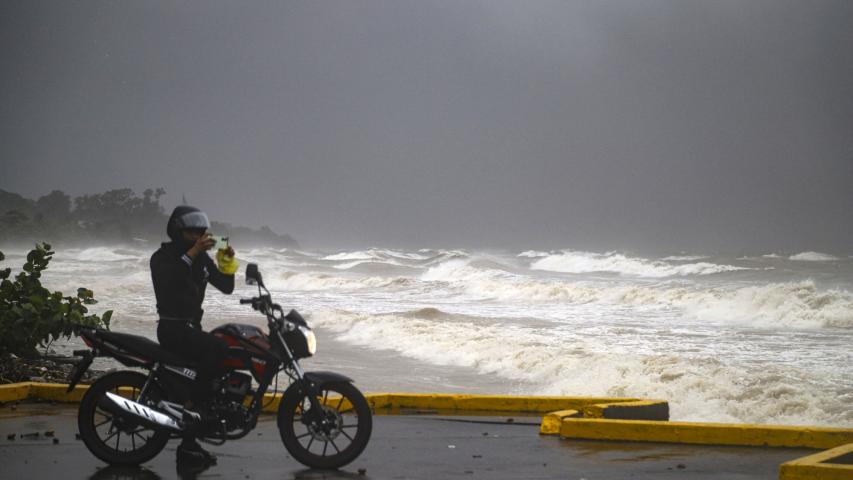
[
  {"xmin": 78, "ymin": 371, "xmax": 171, "ymax": 465},
  {"xmin": 277, "ymin": 381, "xmax": 372, "ymax": 469}
]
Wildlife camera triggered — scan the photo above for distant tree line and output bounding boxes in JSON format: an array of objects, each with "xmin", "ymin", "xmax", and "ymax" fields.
[{"xmin": 0, "ymin": 188, "xmax": 298, "ymax": 248}]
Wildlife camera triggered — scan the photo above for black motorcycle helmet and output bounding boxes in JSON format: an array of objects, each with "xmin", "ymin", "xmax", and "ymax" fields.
[{"xmin": 166, "ymin": 205, "xmax": 210, "ymax": 242}]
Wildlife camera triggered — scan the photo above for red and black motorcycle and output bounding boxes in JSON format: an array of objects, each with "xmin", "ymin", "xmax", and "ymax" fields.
[{"xmin": 67, "ymin": 263, "xmax": 372, "ymax": 469}]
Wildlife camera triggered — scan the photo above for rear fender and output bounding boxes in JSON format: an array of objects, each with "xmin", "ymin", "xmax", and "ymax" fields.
[{"xmin": 66, "ymin": 350, "xmax": 95, "ymax": 393}]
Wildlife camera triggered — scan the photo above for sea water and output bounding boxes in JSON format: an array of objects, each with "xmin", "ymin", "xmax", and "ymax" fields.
[{"xmin": 4, "ymin": 245, "xmax": 851, "ymax": 427}]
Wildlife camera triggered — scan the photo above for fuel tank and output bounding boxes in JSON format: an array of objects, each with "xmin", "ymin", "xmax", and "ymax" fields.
[{"xmin": 212, "ymin": 323, "xmax": 276, "ymax": 379}]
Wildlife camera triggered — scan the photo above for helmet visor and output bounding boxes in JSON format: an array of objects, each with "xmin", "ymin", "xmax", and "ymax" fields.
[{"xmin": 175, "ymin": 211, "xmax": 210, "ymax": 231}]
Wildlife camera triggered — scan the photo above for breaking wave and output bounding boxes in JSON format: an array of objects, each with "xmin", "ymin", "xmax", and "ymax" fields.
[
  {"xmin": 661, "ymin": 255, "xmax": 709, "ymax": 261},
  {"xmin": 309, "ymin": 308, "xmax": 852, "ymax": 426},
  {"xmin": 681, "ymin": 281, "xmax": 853, "ymax": 329},
  {"xmin": 266, "ymin": 271, "xmax": 414, "ymax": 291},
  {"xmin": 789, "ymin": 251, "xmax": 839, "ymax": 262},
  {"xmin": 529, "ymin": 251, "xmax": 746, "ymax": 277},
  {"xmin": 419, "ymin": 261, "xmax": 853, "ymax": 329},
  {"xmin": 65, "ymin": 247, "xmax": 142, "ymax": 262}
]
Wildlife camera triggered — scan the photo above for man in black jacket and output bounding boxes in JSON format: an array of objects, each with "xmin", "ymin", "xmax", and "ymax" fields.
[{"xmin": 150, "ymin": 205, "xmax": 238, "ymax": 465}]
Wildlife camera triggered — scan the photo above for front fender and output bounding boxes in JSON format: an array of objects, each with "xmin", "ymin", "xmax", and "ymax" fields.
[{"xmin": 304, "ymin": 371, "xmax": 353, "ymax": 386}]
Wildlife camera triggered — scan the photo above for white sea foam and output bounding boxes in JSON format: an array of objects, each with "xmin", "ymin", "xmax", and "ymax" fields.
[
  {"xmin": 518, "ymin": 250, "xmax": 549, "ymax": 258},
  {"xmin": 682, "ymin": 281, "xmax": 853, "ymax": 329},
  {"xmin": 332, "ymin": 259, "xmax": 405, "ymax": 270},
  {"xmin": 662, "ymin": 255, "xmax": 708, "ymax": 261},
  {"xmin": 65, "ymin": 247, "xmax": 141, "ymax": 262},
  {"xmin": 323, "ymin": 251, "xmax": 376, "ymax": 261},
  {"xmin": 529, "ymin": 251, "xmax": 745, "ymax": 277},
  {"xmin": 789, "ymin": 251, "xmax": 839, "ymax": 262},
  {"xmin": 266, "ymin": 271, "xmax": 413, "ymax": 291},
  {"xmin": 309, "ymin": 309, "xmax": 851, "ymax": 426},
  {"xmin": 418, "ymin": 260, "xmax": 853, "ymax": 329},
  {"xmin": 323, "ymin": 248, "xmax": 433, "ymax": 262}
]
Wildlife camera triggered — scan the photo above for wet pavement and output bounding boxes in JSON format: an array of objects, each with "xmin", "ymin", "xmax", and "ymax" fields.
[{"xmin": 0, "ymin": 403, "xmax": 814, "ymax": 479}]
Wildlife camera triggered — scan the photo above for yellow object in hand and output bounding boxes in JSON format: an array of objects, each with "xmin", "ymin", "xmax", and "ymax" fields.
[{"xmin": 216, "ymin": 249, "xmax": 239, "ymax": 275}]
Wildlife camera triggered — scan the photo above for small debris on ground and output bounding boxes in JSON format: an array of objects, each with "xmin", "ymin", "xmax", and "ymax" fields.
[
  {"xmin": 472, "ymin": 455, "xmax": 482, "ymax": 458},
  {"xmin": 448, "ymin": 444, "xmax": 456, "ymax": 449},
  {"xmin": 506, "ymin": 418, "xmax": 514, "ymax": 423},
  {"xmin": 52, "ymin": 438, "xmax": 59, "ymax": 444},
  {"xmin": 44, "ymin": 430, "xmax": 55, "ymax": 437},
  {"xmin": 677, "ymin": 464, "xmax": 687, "ymax": 469},
  {"xmin": 7, "ymin": 433, "xmax": 15, "ymax": 440},
  {"xmin": 357, "ymin": 468, "xmax": 367, "ymax": 475}
]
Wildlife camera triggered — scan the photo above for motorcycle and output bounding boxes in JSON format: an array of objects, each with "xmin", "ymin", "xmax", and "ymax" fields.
[{"xmin": 67, "ymin": 263, "xmax": 372, "ymax": 469}]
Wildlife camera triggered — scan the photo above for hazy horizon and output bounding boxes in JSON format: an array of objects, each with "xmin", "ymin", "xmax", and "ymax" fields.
[{"xmin": 2, "ymin": 1, "xmax": 852, "ymax": 253}]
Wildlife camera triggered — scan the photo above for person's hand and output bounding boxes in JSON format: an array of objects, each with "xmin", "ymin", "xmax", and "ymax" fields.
[
  {"xmin": 187, "ymin": 233, "xmax": 215, "ymax": 258},
  {"xmin": 216, "ymin": 246, "xmax": 239, "ymax": 275}
]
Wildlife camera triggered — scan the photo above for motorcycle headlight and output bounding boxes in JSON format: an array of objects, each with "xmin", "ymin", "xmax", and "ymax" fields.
[{"xmin": 299, "ymin": 326, "xmax": 317, "ymax": 355}]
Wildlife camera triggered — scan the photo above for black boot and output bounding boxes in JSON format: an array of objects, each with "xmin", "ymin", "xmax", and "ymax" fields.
[{"xmin": 176, "ymin": 438, "xmax": 217, "ymax": 465}]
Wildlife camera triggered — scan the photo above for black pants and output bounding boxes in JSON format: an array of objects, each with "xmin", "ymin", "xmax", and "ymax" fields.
[{"xmin": 157, "ymin": 320, "xmax": 229, "ymax": 406}]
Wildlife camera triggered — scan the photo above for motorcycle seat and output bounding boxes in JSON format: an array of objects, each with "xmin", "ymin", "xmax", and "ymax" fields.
[{"xmin": 94, "ymin": 330, "xmax": 197, "ymax": 368}]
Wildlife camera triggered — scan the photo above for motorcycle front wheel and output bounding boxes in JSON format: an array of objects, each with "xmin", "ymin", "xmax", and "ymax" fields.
[
  {"xmin": 78, "ymin": 371, "xmax": 171, "ymax": 465},
  {"xmin": 277, "ymin": 381, "xmax": 372, "ymax": 469}
]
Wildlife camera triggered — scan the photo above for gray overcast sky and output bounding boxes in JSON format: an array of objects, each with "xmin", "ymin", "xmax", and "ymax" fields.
[{"xmin": 1, "ymin": 1, "xmax": 852, "ymax": 253}]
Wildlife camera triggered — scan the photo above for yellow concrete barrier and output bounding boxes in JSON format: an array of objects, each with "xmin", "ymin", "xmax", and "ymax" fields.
[
  {"xmin": 540, "ymin": 409, "xmax": 581, "ymax": 434},
  {"xmin": 31, "ymin": 383, "xmax": 89, "ymax": 402},
  {"xmin": 0, "ymin": 382, "xmax": 32, "ymax": 403},
  {"xmin": 560, "ymin": 418, "xmax": 853, "ymax": 450},
  {"xmin": 780, "ymin": 443, "xmax": 853, "ymax": 480}
]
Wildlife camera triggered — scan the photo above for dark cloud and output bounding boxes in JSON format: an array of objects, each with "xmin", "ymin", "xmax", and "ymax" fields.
[{"xmin": 2, "ymin": 1, "xmax": 851, "ymax": 252}]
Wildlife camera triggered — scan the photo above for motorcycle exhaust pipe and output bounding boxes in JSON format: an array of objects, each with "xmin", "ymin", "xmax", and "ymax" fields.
[{"xmin": 104, "ymin": 392, "xmax": 182, "ymax": 431}]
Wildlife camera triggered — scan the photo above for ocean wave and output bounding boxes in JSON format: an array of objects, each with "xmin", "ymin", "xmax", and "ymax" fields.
[
  {"xmin": 332, "ymin": 259, "xmax": 404, "ymax": 270},
  {"xmin": 518, "ymin": 250, "xmax": 549, "ymax": 258},
  {"xmin": 419, "ymin": 262, "xmax": 853, "ymax": 329},
  {"xmin": 323, "ymin": 248, "xmax": 432, "ymax": 262},
  {"xmin": 529, "ymin": 251, "xmax": 746, "ymax": 277},
  {"xmin": 66, "ymin": 247, "xmax": 142, "ymax": 262},
  {"xmin": 309, "ymin": 309, "xmax": 851, "ymax": 426},
  {"xmin": 323, "ymin": 251, "xmax": 376, "ymax": 261},
  {"xmin": 266, "ymin": 271, "xmax": 414, "ymax": 291},
  {"xmin": 421, "ymin": 259, "xmax": 512, "ymax": 284},
  {"xmin": 682, "ymin": 281, "xmax": 853, "ymax": 329},
  {"xmin": 789, "ymin": 251, "xmax": 839, "ymax": 262},
  {"xmin": 661, "ymin": 255, "xmax": 708, "ymax": 261}
]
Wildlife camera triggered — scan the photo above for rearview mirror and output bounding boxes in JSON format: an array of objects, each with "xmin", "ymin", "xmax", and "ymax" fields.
[{"xmin": 245, "ymin": 263, "xmax": 263, "ymax": 286}]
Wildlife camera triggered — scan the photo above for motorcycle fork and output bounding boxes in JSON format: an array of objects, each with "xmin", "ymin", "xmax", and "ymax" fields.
[{"xmin": 269, "ymin": 327, "xmax": 324, "ymax": 423}]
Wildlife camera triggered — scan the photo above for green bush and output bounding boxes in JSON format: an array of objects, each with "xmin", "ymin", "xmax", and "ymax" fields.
[{"xmin": 0, "ymin": 243, "xmax": 111, "ymax": 358}]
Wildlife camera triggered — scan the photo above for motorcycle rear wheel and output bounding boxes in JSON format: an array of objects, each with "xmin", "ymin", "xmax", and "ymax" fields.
[
  {"xmin": 78, "ymin": 371, "xmax": 171, "ymax": 465},
  {"xmin": 277, "ymin": 381, "xmax": 372, "ymax": 469}
]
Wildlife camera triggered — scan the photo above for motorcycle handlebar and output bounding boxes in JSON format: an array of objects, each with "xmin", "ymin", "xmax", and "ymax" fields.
[{"xmin": 239, "ymin": 298, "xmax": 254, "ymax": 304}]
